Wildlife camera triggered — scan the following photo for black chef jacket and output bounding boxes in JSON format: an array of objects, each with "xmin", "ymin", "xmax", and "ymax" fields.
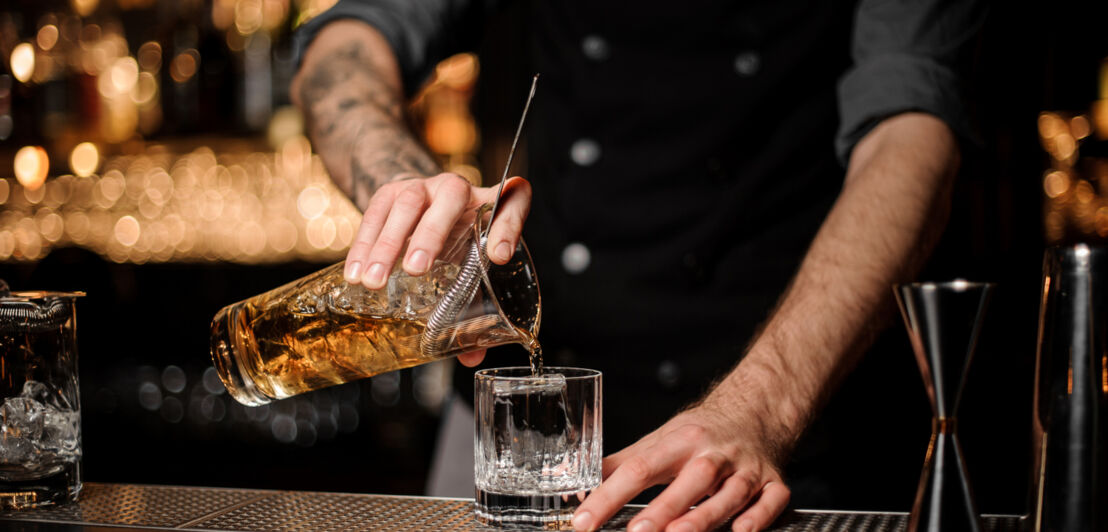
[{"xmin": 295, "ymin": 0, "xmax": 984, "ymax": 457}]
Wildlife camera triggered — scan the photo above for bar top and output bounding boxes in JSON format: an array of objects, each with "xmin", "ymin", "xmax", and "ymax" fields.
[{"xmin": 0, "ymin": 483, "xmax": 1022, "ymax": 531}]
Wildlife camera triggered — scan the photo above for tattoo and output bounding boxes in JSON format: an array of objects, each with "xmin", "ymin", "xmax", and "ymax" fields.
[{"xmin": 298, "ymin": 41, "xmax": 439, "ymax": 208}]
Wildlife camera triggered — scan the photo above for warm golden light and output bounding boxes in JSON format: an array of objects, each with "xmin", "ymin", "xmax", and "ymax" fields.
[
  {"xmin": 1071, "ymin": 115, "xmax": 1092, "ymax": 140},
  {"xmin": 110, "ymin": 57, "xmax": 139, "ymax": 94},
  {"xmin": 1096, "ymin": 207, "xmax": 1108, "ymax": 237},
  {"xmin": 267, "ymin": 106, "xmax": 304, "ymax": 149},
  {"xmin": 70, "ymin": 142, "xmax": 100, "ymax": 177},
  {"xmin": 1044, "ymin": 170, "xmax": 1070, "ymax": 198},
  {"xmin": 435, "ymin": 53, "xmax": 479, "ymax": 89},
  {"xmin": 426, "ymin": 114, "xmax": 477, "ymax": 155},
  {"xmin": 297, "ymin": 185, "xmax": 329, "ymax": 219},
  {"xmin": 71, "ymin": 0, "xmax": 100, "ymax": 17},
  {"xmin": 235, "ymin": 0, "xmax": 264, "ymax": 35},
  {"xmin": 14, "ymin": 146, "xmax": 49, "ymax": 190},
  {"xmin": 1075, "ymin": 180, "xmax": 1095, "ymax": 204},
  {"xmin": 1051, "ymin": 133, "xmax": 1077, "ymax": 162},
  {"xmin": 11, "ymin": 43, "xmax": 35, "ymax": 84},
  {"xmin": 1038, "ymin": 112, "xmax": 1066, "ymax": 140},
  {"xmin": 37, "ymin": 25, "xmax": 60, "ymax": 51},
  {"xmin": 137, "ymin": 41, "xmax": 162, "ymax": 72},
  {"xmin": 114, "ymin": 215, "xmax": 141, "ymax": 247},
  {"xmin": 170, "ymin": 50, "xmax": 199, "ymax": 83},
  {"xmin": 132, "ymin": 71, "xmax": 158, "ymax": 105}
]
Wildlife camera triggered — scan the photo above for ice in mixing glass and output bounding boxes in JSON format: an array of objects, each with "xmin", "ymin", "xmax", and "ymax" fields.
[{"xmin": 474, "ymin": 367, "xmax": 601, "ymax": 529}]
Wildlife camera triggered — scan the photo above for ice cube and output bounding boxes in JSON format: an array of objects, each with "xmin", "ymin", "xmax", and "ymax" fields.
[
  {"xmin": 327, "ymin": 281, "xmax": 390, "ymax": 316},
  {"xmin": 40, "ymin": 410, "xmax": 80, "ymax": 454},
  {"xmin": 0, "ymin": 382, "xmax": 81, "ymax": 471},
  {"xmin": 492, "ymin": 373, "xmax": 566, "ymax": 397}
]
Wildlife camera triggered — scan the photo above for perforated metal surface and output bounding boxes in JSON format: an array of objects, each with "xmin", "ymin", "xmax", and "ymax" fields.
[{"xmin": 0, "ymin": 483, "xmax": 1022, "ymax": 531}]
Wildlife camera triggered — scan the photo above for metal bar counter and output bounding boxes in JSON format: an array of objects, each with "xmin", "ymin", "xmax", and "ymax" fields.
[{"xmin": 0, "ymin": 483, "xmax": 1023, "ymax": 531}]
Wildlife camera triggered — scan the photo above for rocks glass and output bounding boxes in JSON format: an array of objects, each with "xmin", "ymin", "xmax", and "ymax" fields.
[{"xmin": 474, "ymin": 367, "xmax": 602, "ymax": 529}]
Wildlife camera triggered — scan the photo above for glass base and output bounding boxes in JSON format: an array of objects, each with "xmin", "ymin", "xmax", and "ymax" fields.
[
  {"xmin": 474, "ymin": 487, "xmax": 592, "ymax": 530},
  {"xmin": 210, "ymin": 303, "xmax": 273, "ymax": 406},
  {"xmin": 0, "ymin": 460, "xmax": 81, "ymax": 510}
]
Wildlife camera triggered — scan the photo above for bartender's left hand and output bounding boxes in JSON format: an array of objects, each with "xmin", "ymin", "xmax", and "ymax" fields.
[{"xmin": 571, "ymin": 402, "xmax": 790, "ymax": 532}]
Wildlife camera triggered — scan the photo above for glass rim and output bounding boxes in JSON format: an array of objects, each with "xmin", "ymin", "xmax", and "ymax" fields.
[
  {"xmin": 896, "ymin": 280, "xmax": 994, "ymax": 291},
  {"xmin": 474, "ymin": 366, "xmax": 601, "ymax": 382},
  {"xmin": 0, "ymin": 291, "xmax": 86, "ymax": 301}
]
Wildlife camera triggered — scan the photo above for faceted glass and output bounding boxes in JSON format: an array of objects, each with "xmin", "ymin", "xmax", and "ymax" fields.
[{"xmin": 474, "ymin": 367, "xmax": 602, "ymax": 529}]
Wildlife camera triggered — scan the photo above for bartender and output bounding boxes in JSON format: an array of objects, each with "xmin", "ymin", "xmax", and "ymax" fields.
[{"xmin": 291, "ymin": 1, "xmax": 985, "ymax": 530}]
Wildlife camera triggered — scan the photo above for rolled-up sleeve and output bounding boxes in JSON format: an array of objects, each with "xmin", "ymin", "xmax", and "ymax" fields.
[
  {"xmin": 836, "ymin": 0, "xmax": 987, "ymax": 164},
  {"xmin": 292, "ymin": 0, "xmax": 493, "ymax": 96}
]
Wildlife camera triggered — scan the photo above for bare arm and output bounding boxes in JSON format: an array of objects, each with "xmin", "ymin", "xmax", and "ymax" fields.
[
  {"xmin": 292, "ymin": 20, "xmax": 531, "ymax": 305},
  {"xmin": 574, "ymin": 112, "xmax": 959, "ymax": 532}
]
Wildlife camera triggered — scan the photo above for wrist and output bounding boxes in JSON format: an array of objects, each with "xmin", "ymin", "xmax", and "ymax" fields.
[{"xmin": 704, "ymin": 344, "xmax": 815, "ymax": 464}]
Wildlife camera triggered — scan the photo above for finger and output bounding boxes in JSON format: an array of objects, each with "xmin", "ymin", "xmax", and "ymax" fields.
[
  {"xmin": 573, "ymin": 449, "xmax": 685, "ymax": 532},
  {"xmin": 486, "ymin": 177, "xmax": 532, "ymax": 264},
  {"xmin": 628, "ymin": 453, "xmax": 730, "ymax": 532},
  {"xmin": 456, "ymin": 350, "xmax": 487, "ymax": 367},
  {"xmin": 346, "ymin": 186, "xmax": 402, "ymax": 283},
  {"xmin": 361, "ymin": 183, "xmax": 428, "ymax": 289},
  {"xmin": 667, "ymin": 470, "xmax": 760, "ymax": 532},
  {"xmin": 403, "ymin": 175, "xmax": 470, "ymax": 275},
  {"xmin": 730, "ymin": 481, "xmax": 790, "ymax": 532}
]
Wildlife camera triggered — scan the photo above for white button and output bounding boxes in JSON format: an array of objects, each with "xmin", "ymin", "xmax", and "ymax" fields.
[
  {"xmin": 656, "ymin": 360, "xmax": 681, "ymax": 389},
  {"xmin": 581, "ymin": 35, "xmax": 610, "ymax": 61},
  {"xmin": 570, "ymin": 139, "xmax": 601, "ymax": 166},
  {"xmin": 734, "ymin": 51, "xmax": 761, "ymax": 77},
  {"xmin": 561, "ymin": 242, "xmax": 591, "ymax": 274}
]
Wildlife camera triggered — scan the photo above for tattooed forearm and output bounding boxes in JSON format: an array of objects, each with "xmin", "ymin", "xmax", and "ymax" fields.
[{"xmin": 297, "ymin": 40, "xmax": 439, "ymax": 209}]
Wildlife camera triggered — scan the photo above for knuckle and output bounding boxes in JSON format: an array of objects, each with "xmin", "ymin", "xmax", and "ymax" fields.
[
  {"xmin": 678, "ymin": 424, "xmax": 709, "ymax": 443},
  {"xmin": 437, "ymin": 174, "xmax": 471, "ymax": 197},
  {"xmin": 394, "ymin": 185, "xmax": 427, "ymax": 210},
  {"xmin": 372, "ymin": 234, "xmax": 405, "ymax": 256},
  {"xmin": 689, "ymin": 455, "xmax": 722, "ymax": 478},
  {"xmin": 621, "ymin": 456, "xmax": 654, "ymax": 484}
]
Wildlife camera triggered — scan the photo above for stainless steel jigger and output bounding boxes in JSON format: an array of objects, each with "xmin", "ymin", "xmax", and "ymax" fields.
[{"xmin": 895, "ymin": 281, "xmax": 994, "ymax": 532}]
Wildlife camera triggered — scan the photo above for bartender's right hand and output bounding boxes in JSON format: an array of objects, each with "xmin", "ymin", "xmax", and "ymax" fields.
[{"xmin": 343, "ymin": 172, "xmax": 532, "ymax": 288}]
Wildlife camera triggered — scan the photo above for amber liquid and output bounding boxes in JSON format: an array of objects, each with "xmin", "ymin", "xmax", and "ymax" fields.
[
  {"xmin": 228, "ymin": 298, "xmax": 438, "ymax": 400},
  {"xmin": 524, "ymin": 332, "xmax": 544, "ymax": 377}
]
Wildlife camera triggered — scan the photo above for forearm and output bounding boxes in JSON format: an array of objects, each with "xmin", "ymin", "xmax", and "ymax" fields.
[
  {"xmin": 291, "ymin": 20, "xmax": 439, "ymax": 210},
  {"xmin": 705, "ymin": 112, "xmax": 960, "ymax": 461}
]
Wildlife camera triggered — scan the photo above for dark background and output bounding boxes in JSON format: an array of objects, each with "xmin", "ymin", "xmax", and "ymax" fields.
[{"xmin": 1, "ymin": 0, "xmax": 1107, "ymax": 517}]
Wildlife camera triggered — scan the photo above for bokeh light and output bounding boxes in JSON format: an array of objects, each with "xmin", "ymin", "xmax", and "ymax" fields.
[
  {"xmin": 137, "ymin": 41, "xmax": 162, "ymax": 72},
  {"xmin": 37, "ymin": 25, "xmax": 60, "ymax": 51},
  {"xmin": 70, "ymin": 142, "xmax": 100, "ymax": 177},
  {"xmin": 14, "ymin": 146, "xmax": 49, "ymax": 190},
  {"xmin": 71, "ymin": 0, "xmax": 100, "ymax": 17},
  {"xmin": 11, "ymin": 43, "xmax": 35, "ymax": 84},
  {"xmin": 1043, "ymin": 170, "xmax": 1070, "ymax": 199},
  {"xmin": 170, "ymin": 50, "xmax": 199, "ymax": 83},
  {"xmin": 110, "ymin": 57, "xmax": 139, "ymax": 94}
]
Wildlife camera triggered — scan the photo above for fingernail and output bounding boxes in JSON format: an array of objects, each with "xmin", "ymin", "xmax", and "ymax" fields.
[
  {"xmin": 736, "ymin": 518, "xmax": 754, "ymax": 532},
  {"xmin": 363, "ymin": 263, "xmax": 387, "ymax": 287},
  {"xmin": 406, "ymin": 249, "xmax": 429, "ymax": 274},
  {"xmin": 344, "ymin": 261, "xmax": 363, "ymax": 282},
  {"xmin": 494, "ymin": 241, "xmax": 512, "ymax": 262},
  {"xmin": 629, "ymin": 519, "xmax": 655, "ymax": 532},
  {"xmin": 571, "ymin": 510, "xmax": 592, "ymax": 531}
]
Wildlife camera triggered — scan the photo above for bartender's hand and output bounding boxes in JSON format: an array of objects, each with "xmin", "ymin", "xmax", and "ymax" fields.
[
  {"xmin": 342, "ymin": 173, "xmax": 532, "ymax": 288},
  {"xmin": 572, "ymin": 399, "xmax": 790, "ymax": 532},
  {"xmin": 342, "ymin": 173, "xmax": 530, "ymax": 368}
]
